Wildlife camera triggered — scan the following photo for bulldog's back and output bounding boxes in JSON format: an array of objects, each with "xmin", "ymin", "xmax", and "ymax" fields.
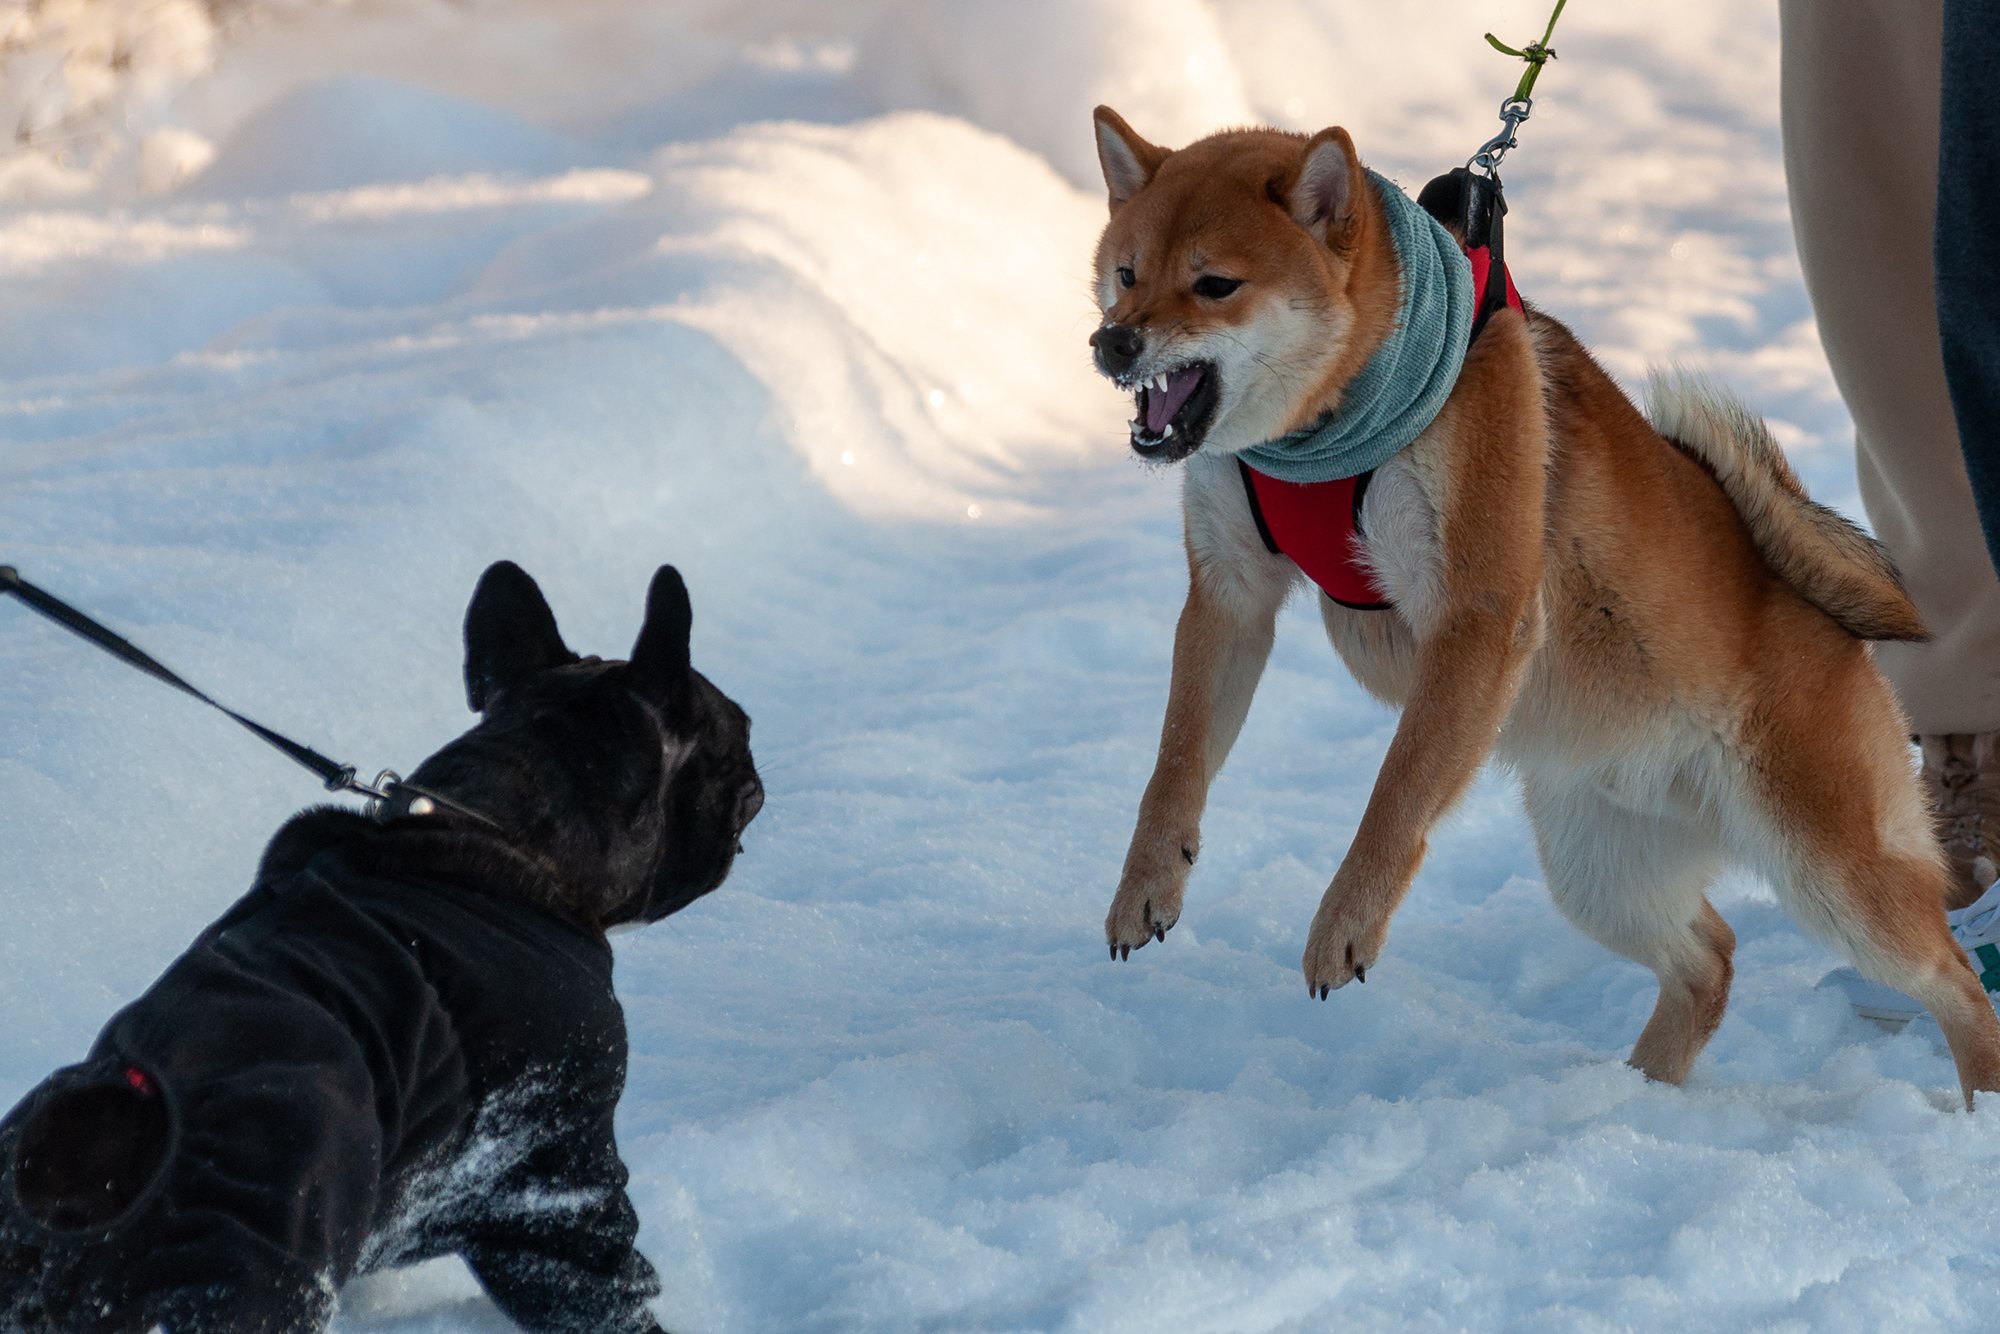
[{"xmin": 0, "ymin": 809, "xmax": 648, "ymax": 1334}]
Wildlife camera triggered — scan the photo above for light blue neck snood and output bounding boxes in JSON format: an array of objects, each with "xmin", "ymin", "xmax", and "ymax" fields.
[{"xmin": 1234, "ymin": 170, "xmax": 1473, "ymax": 483}]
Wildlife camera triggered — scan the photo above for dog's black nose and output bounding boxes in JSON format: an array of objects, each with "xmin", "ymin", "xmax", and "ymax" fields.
[{"xmin": 1090, "ymin": 324, "xmax": 1144, "ymax": 377}]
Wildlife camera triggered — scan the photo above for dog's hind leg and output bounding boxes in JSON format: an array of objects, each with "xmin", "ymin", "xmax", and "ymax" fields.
[
  {"xmin": 1727, "ymin": 652, "xmax": 2000, "ymax": 1108},
  {"xmin": 1523, "ymin": 773, "xmax": 1735, "ymax": 1084}
]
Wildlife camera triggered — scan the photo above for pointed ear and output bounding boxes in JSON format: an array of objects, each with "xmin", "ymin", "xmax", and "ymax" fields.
[
  {"xmin": 1287, "ymin": 128, "xmax": 1364, "ymax": 247},
  {"xmin": 463, "ymin": 561, "xmax": 578, "ymax": 711},
  {"xmin": 628, "ymin": 565, "xmax": 692, "ymax": 698},
  {"xmin": 1094, "ymin": 105, "xmax": 1168, "ymax": 213}
]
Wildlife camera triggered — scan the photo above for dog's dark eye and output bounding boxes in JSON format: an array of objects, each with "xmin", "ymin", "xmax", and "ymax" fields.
[
  {"xmin": 1117, "ymin": 266, "xmax": 1135, "ymax": 289},
  {"xmin": 1192, "ymin": 275, "xmax": 1244, "ymax": 299}
]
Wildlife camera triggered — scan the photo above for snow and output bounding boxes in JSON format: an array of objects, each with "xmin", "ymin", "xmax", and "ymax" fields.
[{"xmin": 4, "ymin": 1, "xmax": 1995, "ymax": 1330}]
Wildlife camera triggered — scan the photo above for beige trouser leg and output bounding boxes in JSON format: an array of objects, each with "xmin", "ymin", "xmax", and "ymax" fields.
[{"xmin": 1781, "ymin": 0, "xmax": 2000, "ymax": 734}]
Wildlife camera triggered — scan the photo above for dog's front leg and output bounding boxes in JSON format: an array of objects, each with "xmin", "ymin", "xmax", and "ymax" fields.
[
  {"xmin": 1300, "ymin": 603, "xmax": 1537, "ymax": 993},
  {"xmin": 1301, "ymin": 313, "xmax": 1550, "ymax": 995},
  {"xmin": 1107, "ymin": 548, "xmax": 1288, "ymax": 957}
]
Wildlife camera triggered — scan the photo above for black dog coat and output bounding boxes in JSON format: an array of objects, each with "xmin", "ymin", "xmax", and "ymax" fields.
[{"xmin": 0, "ymin": 809, "xmax": 664, "ymax": 1334}]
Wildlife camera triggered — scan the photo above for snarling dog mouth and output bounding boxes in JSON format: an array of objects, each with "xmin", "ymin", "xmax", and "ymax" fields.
[{"xmin": 1126, "ymin": 361, "xmax": 1219, "ymax": 462}]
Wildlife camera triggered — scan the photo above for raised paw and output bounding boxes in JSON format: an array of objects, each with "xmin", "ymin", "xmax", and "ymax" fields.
[
  {"xmin": 1300, "ymin": 889, "xmax": 1390, "ymax": 998},
  {"xmin": 1104, "ymin": 834, "xmax": 1195, "ymax": 959},
  {"xmin": 1105, "ymin": 884, "xmax": 1181, "ymax": 959}
]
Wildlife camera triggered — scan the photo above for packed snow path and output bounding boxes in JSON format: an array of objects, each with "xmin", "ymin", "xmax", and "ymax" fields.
[{"xmin": 5, "ymin": 2, "xmax": 1997, "ymax": 1330}]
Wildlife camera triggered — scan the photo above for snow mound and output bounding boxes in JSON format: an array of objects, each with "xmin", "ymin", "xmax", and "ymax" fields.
[
  {"xmin": 634, "ymin": 114, "xmax": 1126, "ymax": 522},
  {"xmin": 191, "ymin": 76, "xmax": 583, "ymax": 199}
]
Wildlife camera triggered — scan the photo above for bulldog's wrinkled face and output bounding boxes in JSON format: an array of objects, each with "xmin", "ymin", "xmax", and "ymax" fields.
[
  {"xmin": 1087, "ymin": 107, "xmax": 1385, "ymax": 464},
  {"xmin": 411, "ymin": 561, "xmax": 762, "ymax": 930},
  {"xmin": 645, "ymin": 664, "xmax": 762, "ymax": 922}
]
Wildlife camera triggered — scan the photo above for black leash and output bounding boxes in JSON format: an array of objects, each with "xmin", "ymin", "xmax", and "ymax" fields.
[{"xmin": 1, "ymin": 565, "xmax": 500, "ymax": 832}]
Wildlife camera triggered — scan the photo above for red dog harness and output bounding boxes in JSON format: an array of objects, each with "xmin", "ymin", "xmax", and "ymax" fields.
[{"xmin": 1239, "ymin": 169, "xmax": 1525, "ymax": 610}]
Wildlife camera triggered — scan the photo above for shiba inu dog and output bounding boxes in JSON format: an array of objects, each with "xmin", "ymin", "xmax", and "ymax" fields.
[
  {"xmin": 0, "ymin": 562, "xmax": 763, "ymax": 1333},
  {"xmin": 1087, "ymin": 106, "xmax": 2000, "ymax": 1107}
]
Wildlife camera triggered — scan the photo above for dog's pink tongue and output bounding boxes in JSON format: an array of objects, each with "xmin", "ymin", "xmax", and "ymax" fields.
[{"xmin": 1144, "ymin": 367, "xmax": 1203, "ymax": 433}]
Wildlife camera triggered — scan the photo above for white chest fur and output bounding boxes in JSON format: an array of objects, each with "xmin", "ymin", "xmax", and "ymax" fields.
[{"xmin": 1181, "ymin": 445, "xmax": 1445, "ymax": 705}]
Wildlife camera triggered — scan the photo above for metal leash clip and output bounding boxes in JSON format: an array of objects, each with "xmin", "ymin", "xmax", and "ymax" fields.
[
  {"xmin": 318, "ymin": 764, "xmax": 424, "ymax": 818},
  {"xmin": 352, "ymin": 769, "xmax": 402, "ymax": 816},
  {"xmin": 1470, "ymin": 0, "xmax": 1567, "ymax": 177},
  {"xmin": 1468, "ymin": 96, "xmax": 1533, "ymax": 176},
  {"xmin": 352, "ymin": 770, "xmax": 448, "ymax": 821}
]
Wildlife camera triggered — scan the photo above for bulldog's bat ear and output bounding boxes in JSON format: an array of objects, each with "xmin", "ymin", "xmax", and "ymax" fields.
[
  {"xmin": 1287, "ymin": 127, "xmax": 1364, "ymax": 247},
  {"xmin": 1094, "ymin": 106, "xmax": 1168, "ymax": 213},
  {"xmin": 629, "ymin": 564, "xmax": 693, "ymax": 696},
  {"xmin": 464, "ymin": 561, "xmax": 578, "ymax": 711}
]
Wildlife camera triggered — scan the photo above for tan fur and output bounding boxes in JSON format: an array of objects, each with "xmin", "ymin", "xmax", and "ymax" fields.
[{"xmin": 1092, "ymin": 109, "xmax": 2000, "ymax": 1108}]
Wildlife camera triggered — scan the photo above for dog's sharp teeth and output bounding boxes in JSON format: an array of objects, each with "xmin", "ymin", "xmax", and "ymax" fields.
[{"xmin": 1163, "ymin": 423, "xmax": 1174, "ymax": 438}]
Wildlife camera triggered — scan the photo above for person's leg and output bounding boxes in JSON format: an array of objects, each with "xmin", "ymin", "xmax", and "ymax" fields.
[
  {"xmin": 1937, "ymin": 0, "xmax": 2000, "ymax": 568},
  {"xmin": 1782, "ymin": 0, "xmax": 2000, "ymax": 904}
]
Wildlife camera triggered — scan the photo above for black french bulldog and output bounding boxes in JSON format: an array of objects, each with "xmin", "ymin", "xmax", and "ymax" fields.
[{"xmin": 0, "ymin": 561, "xmax": 762, "ymax": 1334}]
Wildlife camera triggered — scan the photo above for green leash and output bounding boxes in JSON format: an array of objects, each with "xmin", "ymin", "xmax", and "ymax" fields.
[
  {"xmin": 1468, "ymin": 0, "xmax": 1571, "ymax": 175},
  {"xmin": 1486, "ymin": 0, "xmax": 1568, "ymax": 103}
]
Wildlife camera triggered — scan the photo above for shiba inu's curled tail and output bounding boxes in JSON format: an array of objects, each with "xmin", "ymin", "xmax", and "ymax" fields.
[{"xmin": 1646, "ymin": 369, "xmax": 1929, "ymax": 642}]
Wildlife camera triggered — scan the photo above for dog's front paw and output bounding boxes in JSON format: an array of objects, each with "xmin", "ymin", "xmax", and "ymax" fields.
[
  {"xmin": 1104, "ymin": 833, "xmax": 1196, "ymax": 959},
  {"xmin": 1300, "ymin": 887, "xmax": 1391, "ymax": 999}
]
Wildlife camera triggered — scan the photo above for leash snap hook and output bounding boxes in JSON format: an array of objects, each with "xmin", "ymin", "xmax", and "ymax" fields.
[
  {"xmin": 357, "ymin": 771, "xmax": 461, "ymax": 825},
  {"xmin": 1469, "ymin": 97, "xmax": 1533, "ymax": 176},
  {"xmin": 330, "ymin": 766, "xmax": 407, "ymax": 819},
  {"xmin": 1472, "ymin": 0, "xmax": 1566, "ymax": 176},
  {"xmin": 351, "ymin": 769, "xmax": 402, "ymax": 817}
]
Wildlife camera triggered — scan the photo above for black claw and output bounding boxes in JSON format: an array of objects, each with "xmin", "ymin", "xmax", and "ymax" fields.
[
  {"xmin": 1319, "ymin": 984, "xmax": 1329, "ymax": 1000},
  {"xmin": 1154, "ymin": 926, "xmax": 1165, "ymax": 943},
  {"xmin": 1181, "ymin": 846, "xmax": 1194, "ymax": 866},
  {"xmin": 1120, "ymin": 944, "xmax": 1130, "ymax": 961},
  {"xmin": 1355, "ymin": 964, "xmax": 1366, "ymax": 983},
  {"xmin": 1109, "ymin": 945, "xmax": 1116, "ymax": 961}
]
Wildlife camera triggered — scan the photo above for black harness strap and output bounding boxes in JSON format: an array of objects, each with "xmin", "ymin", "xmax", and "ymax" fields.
[
  {"xmin": 1240, "ymin": 462, "xmax": 1282, "ymax": 556},
  {"xmin": 1, "ymin": 565, "xmax": 500, "ymax": 831},
  {"xmin": 1416, "ymin": 167, "xmax": 1515, "ymax": 341}
]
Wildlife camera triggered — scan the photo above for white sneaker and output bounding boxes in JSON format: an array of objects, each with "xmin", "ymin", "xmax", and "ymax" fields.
[{"xmin": 1816, "ymin": 877, "xmax": 2000, "ymax": 1032}]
